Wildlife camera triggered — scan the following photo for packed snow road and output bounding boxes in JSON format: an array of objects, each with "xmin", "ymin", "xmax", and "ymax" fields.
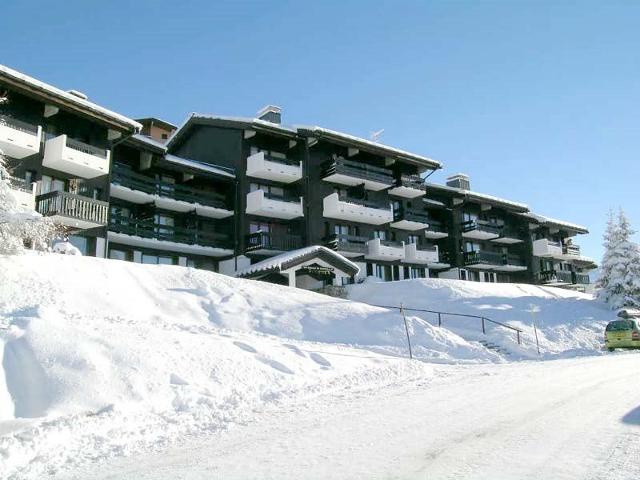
[{"xmin": 58, "ymin": 354, "xmax": 640, "ymax": 480}]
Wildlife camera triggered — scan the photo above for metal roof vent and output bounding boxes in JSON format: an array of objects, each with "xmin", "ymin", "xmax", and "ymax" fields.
[
  {"xmin": 67, "ymin": 89, "xmax": 88, "ymax": 100},
  {"xmin": 256, "ymin": 105, "xmax": 282, "ymax": 124},
  {"xmin": 446, "ymin": 173, "xmax": 470, "ymax": 190}
]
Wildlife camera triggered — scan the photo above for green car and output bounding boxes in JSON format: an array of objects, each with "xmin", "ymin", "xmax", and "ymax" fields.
[{"xmin": 605, "ymin": 319, "xmax": 640, "ymax": 351}]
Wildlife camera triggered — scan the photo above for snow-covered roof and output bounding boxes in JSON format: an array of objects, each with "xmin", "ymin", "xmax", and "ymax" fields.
[
  {"xmin": 296, "ymin": 125, "xmax": 442, "ymax": 170},
  {"xmin": 0, "ymin": 64, "xmax": 141, "ymax": 132},
  {"xmin": 236, "ymin": 246, "xmax": 360, "ymax": 278},
  {"xmin": 130, "ymin": 134, "xmax": 168, "ymax": 152},
  {"xmin": 521, "ymin": 212, "xmax": 588, "ymax": 234},
  {"xmin": 426, "ymin": 182, "xmax": 529, "ymax": 212},
  {"xmin": 163, "ymin": 154, "xmax": 235, "ymax": 179},
  {"xmin": 167, "ymin": 113, "xmax": 297, "ymax": 148}
]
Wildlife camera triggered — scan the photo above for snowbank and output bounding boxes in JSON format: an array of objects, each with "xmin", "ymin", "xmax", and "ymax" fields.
[
  {"xmin": 0, "ymin": 255, "xmax": 614, "ymax": 478},
  {"xmin": 348, "ymin": 278, "xmax": 614, "ymax": 356},
  {"xmin": 0, "ymin": 254, "xmax": 485, "ymax": 478}
]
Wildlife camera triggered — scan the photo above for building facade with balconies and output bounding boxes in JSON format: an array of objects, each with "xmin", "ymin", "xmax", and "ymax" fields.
[
  {"xmin": 0, "ymin": 64, "xmax": 595, "ymax": 289},
  {"xmin": 0, "ymin": 64, "xmax": 141, "ymax": 256}
]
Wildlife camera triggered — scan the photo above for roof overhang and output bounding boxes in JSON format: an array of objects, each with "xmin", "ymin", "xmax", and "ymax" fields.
[
  {"xmin": 0, "ymin": 64, "xmax": 141, "ymax": 134},
  {"xmin": 167, "ymin": 113, "xmax": 298, "ymax": 149},
  {"xmin": 519, "ymin": 212, "xmax": 589, "ymax": 234},
  {"xmin": 296, "ymin": 125, "xmax": 442, "ymax": 171},
  {"xmin": 426, "ymin": 183, "xmax": 529, "ymax": 213},
  {"xmin": 237, "ymin": 246, "xmax": 359, "ymax": 279}
]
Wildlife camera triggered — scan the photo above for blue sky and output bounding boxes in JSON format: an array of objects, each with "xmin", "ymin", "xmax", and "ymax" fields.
[{"xmin": 2, "ymin": 0, "xmax": 638, "ymax": 260}]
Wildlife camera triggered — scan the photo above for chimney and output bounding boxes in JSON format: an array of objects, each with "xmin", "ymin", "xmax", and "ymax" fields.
[
  {"xmin": 67, "ymin": 89, "xmax": 88, "ymax": 100},
  {"xmin": 256, "ymin": 105, "xmax": 282, "ymax": 124},
  {"xmin": 446, "ymin": 173, "xmax": 470, "ymax": 190}
]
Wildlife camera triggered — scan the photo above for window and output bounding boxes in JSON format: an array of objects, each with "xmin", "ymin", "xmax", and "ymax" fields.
[
  {"xmin": 373, "ymin": 230, "xmax": 386, "ymax": 240},
  {"xmin": 68, "ymin": 235, "xmax": 89, "ymax": 255},
  {"xmin": 154, "ymin": 214, "xmax": 174, "ymax": 235},
  {"xmin": 142, "ymin": 254, "xmax": 174, "ymax": 265},
  {"xmin": 407, "ymin": 235, "xmax": 419, "ymax": 245},
  {"xmin": 465, "ymin": 242, "xmax": 479, "ymax": 252},
  {"xmin": 24, "ymin": 170, "xmax": 36, "ymax": 186},
  {"xmin": 109, "ymin": 249, "xmax": 127, "ymax": 261},
  {"xmin": 250, "ymin": 221, "xmax": 271, "ymax": 233},
  {"xmin": 334, "ymin": 224, "xmax": 349, "ymax": 236},
  {"xmin": 463, "ymin": 212, "xmax": 478, "ymax": 223},
  {"xmin": 250, "ymin": 183, "xmax": 285, "ymax": 198},
  {"xmin": 161, "ymin": 133, "xmax": 168, "ymax": 140},
  {"xmin": 460, "ymin": 269, "xmax": 468, "ymax": 281},
  {"xmin": 39, "ymin": 175, "xmax": 65, "ymax": 194}
]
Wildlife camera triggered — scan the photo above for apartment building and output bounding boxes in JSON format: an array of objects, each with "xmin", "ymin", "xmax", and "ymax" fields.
[{"xmin": 0, "ymin": 65, "xmax": 595, "ymax": 289}]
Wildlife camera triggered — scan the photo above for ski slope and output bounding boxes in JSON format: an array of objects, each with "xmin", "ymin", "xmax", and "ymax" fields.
[
  {"xmin": 0, "ymin": 253, "xmax": 620, "ymax": 479},
  {"xmin": 57, "ymin": 355, "xmax": 640, "ymax": 480}
]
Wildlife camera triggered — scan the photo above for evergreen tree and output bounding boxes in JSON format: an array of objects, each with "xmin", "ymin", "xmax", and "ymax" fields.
[{"xmin": 597, "ymin": 208, "xmax": 640, "ymax": 308}]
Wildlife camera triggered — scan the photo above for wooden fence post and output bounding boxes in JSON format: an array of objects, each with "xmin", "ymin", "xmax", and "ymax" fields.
[{"xmin": 400, "ymin": 303, "xmax": 413, "ymax": 360}]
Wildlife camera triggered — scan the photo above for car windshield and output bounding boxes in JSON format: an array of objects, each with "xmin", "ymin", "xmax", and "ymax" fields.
[{"xmin": 606, "ymin": 320, "xmax": 634, "ymax": 331}]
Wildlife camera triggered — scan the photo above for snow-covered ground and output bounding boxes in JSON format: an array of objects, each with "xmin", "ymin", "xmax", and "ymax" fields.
[
  {"xmin": 0, "ymin": 254, "xmax": 623, "ymax": 479},
  {"xmin": 56, "ymin": 355, "xmax": 640, "ymax": 480}
]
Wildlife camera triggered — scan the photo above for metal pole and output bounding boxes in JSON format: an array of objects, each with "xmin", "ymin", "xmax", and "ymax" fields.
[
  {"xmin": 533, "ymin": 324, "xmax": 540, "ymax": 355},
  {"xmin": 400, "ymin": 303, "xmax": 413, "ymax": 360},
  {"xmin": 517, "ymin": 330, "xmax": 521, "ymax": 345},
  {"xmin": 438, "ymin": 312, "xmax": 442, "ymax": 327},
  {"xmin": 481, "ymin": 317, "xmax": 486, "ymax": 334}
]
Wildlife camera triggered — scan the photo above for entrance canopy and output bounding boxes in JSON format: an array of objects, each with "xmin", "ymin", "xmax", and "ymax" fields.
[{"xmin": 236, "ymin": 246, "xmax": 360, "ymax": 289}]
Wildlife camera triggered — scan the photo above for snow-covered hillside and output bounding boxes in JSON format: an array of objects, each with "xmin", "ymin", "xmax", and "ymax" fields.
[
  {"xmin": 348, "ymin": 278, "xmax": 613, "ymax": 356},
  {"xmin": 0, "ymin": 254, "xmax": 616, "ymax": 479}
]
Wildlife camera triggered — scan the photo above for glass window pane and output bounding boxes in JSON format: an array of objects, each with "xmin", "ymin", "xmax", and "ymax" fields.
[
  {"xmin": 109, "ymin": 249, "xmax": 126, "ymax": 261},
  {"xmin": 142, "ymin": 254, "xmax": 158, "ymax": 264},
  {"xmin": 158, "ymin": 257, "xmax": 173, "ymax": 265}
]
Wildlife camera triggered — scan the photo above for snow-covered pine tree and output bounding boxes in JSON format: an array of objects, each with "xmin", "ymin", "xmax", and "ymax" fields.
[
  {"xmin": 0, "ymin": 96, "xmax": 59, "ymax": 254},
  {"xmin": 618, "ymin": 210, "xmax": 640, "ymax": 307},
  {"xmin": 597, "ymin": 208, "xmax": 640, "ymax": 309}
]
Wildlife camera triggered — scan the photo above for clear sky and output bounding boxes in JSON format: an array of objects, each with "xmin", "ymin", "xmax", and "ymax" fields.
[{"xmin": 2, "ymin": 0, "xmax": 638, "ymax": 261}]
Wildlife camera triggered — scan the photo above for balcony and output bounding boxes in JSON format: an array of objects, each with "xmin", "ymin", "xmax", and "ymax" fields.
[
  {"xmin": 7, "ymin": 176, "xmax": 35, "ymax": 210},
  {"xmin": 491, "ymin": 227, "xmax": 523, "ymax": 245},
  {"xmin": 423, "ymin": 220, "xmax": 449, "ymax": 239},
  {"xmin": 323, "ymin": 193, "xmax": 393, "ymax": 225},
  {"xmin": 245, "ymin": 189, "xmax": 303, "ymax": 220},
  {"xmin": 43, "ymin": 134, "xmax": 110, "ymax": 179},
  {"xmin": 246, "ymin": 151, "xmax": 302, "ymax": 183},
  {"xmin": 461, "ymin": 220, "xmax": 502, "ymax": 240},
  {"xmin": 493, "ymin": 254, "xmax": 528, "ymax": 272},
  {"xmin": 322, "ymin": 158, "xmax": 393, "ymax": 191},
  {"xmin": 403, "ymin": 243, "xmax": 449, "ymax": 269},
  {"xmin": 535, "ymin": 270, "xmax": 589, "ymax": 286},
  {"xmin": 110, "ymin": 165, "xmax": 233, "ymax": 219},
  {"xmin": 36, "ymin": 191, "xmax": 108, "ymax": 229},
  {"xmin": 108, "ymin": 215, "xmax": 233, "ymax": 256},
  {"xmin": 326, "ymin": 233, "xmax": 368, "ymax": 257},
  {"xmin": 464, "ymin": 251, "xmax": 527, "ymax": 272},
  {"xmin": 387, "ymin": 174, "xmax": 427, "ymax": 199},
  {"xmin": 532, "ymin": 238, "xmax": 563, "ymax": 258},
  {"xmin": 390, "ymin": 208, "xmax": 430, "ymax": 231},
  {"xmin": 0, "ymin": 115, "xmax": 42, "ymax": 159},
  {"xmin": 245, "ymin": 231, "xmax": 303, "ymax": 255},
  {"xmin": 365, "ymin": 238, "xmax": 405, "ymax": 262},
  {"xmin": 463, "ymin": 250, "xmax": 505, "ymax": 269}
]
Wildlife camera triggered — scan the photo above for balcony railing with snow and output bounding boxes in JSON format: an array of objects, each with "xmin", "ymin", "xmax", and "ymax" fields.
[
  {"xmin": 36, "ymin": 190, "xmax": 109, "ymax": 229},
  {"xmin": 403, "ymin": 243, "xmax": 441, "ymax": 265},
  {"xmin": 109, "ymin": 215, "xmax": 232, "ymax": 249},
  {"xmin": 532, "ymin": 238, "xmax": 563, "ymax": 258},
  {"xmin": 0, "ymin": 114, "xmax": 42, "ymax": 159},
  {"xmin": 322, "ymin": 193, "xmax": 393, "ymax": 225},
  {"xmin": 325, "ymin": 233, "xmax": 369, "ymax": 255},
  {"xmin": 111, "ymin": 164, "xmax": 230, "ymax": 210},
  {"xmin": 43, "ymin": 134, "xmax": 110, "ymax": 179},
  {"xmin": 245, "ymin": 231, "xmax": 303, "ymax": 253},
  {"xmin": 387, "ymin": 174, "xmax": 427, "ymax": 198},
  {"xmin": 322, "ymin": 158, "xmax": 394, "ymax": 191},
  {"xmin": 461, "ymin": 220, "xmax": 502, "ymax": 240},
  {"xmin": 246, "ymin": 151, "xmax": 302, "ymax": 183},
  {"xmin": 390, "ymin": 207, "xmax": 430, "ymax": 231},
  {"xmin": 245, "ymin": 189, "xmax": 304, "ymax": 220},
  {"xmin": 365, "ymin": 238, "xmax": 405, "ymax": 261}
]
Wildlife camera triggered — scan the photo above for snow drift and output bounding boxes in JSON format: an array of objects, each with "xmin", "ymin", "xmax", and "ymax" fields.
[
  {"xmin": 0, "ymin": 254, "xmax": 615, "ymax": 478},
  {"xmin": 348, "ymin": 277, "xmax": 614, "ymax": 356}
]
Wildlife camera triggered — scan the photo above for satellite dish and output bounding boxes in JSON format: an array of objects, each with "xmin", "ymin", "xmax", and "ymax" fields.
[{"xmin": 370, "ymin": 129, "xmax": 384, "ymax": 142}]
